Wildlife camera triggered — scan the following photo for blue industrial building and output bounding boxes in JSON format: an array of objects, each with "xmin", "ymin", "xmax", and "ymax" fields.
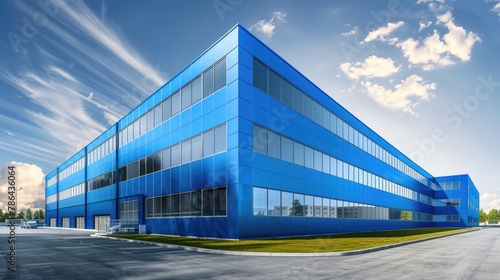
[{"xmin": 45, "ymin": 25, "xmax": 479, "ymax": 239}]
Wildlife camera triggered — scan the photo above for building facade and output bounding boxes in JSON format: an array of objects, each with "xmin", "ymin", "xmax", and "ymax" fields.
[{"xmin": 45, "ymin": 25, "xmax": 479, "ymax": 239}]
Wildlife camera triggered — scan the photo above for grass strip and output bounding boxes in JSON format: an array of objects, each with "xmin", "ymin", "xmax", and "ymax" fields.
[{"xmin": 111, "ymin": 227, "xmax": 475, "ymax": 253}]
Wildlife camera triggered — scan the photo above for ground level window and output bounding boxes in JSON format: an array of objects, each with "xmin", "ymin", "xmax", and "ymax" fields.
[
  {"xmin": 62, "ymin": 217, "xmax": 70, "ymax": 228},
  {"xmin": 76, "ymin": 216, "xmax": 85, "ymax": 229}
]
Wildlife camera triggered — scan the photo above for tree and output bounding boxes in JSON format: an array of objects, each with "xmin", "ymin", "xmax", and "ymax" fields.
[
  {"xmin": 17, "ymin": 211, "xmax": 25, "ymax": 220},
  {"xmin": 0, "ymin": 210, "xmax": 4, "ymax": 222},
  {"xmin": 400, "ymin": 210, "xmax": 413, "ymax": 221},
  {"xmin": 39, "ymin": 209, "xmax": 45, "ymax": 219},
  {"xmin": 488, "ymin": 208, "xmax": 500, "ymax": 222},
  {"xmin": 34, "ymin": 210, "xmax": 40, "ymax": 219},
  {"xmin": 479, "ymin": 208, "xmax": 488, "ymax": 225},
  {"xmin": 26, "ymin": 208, "xmax": 33, "ymax": 220},
  {"xmin": 290, "ymin": 199, "xmax": 304, "ymax": 216}
]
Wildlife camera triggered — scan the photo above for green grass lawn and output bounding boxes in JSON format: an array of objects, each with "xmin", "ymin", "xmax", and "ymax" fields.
[{"xmin": 110, "ymin": 227, "xmax": 475, "ymax": 253}]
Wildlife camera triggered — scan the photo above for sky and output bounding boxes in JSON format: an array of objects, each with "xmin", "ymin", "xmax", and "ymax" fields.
[{"xmin": 0, "ymin": 0, "xmax": 499, "ymax": 213}]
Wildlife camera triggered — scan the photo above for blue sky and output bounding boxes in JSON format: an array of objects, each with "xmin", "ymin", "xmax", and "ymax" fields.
[{"xmin": 0, "ymin": 0, "xmax": 499, "ymax": 212}]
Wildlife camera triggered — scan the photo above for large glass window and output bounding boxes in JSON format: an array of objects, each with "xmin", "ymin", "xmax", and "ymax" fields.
[
  {"xmin": 303, "ymin": 95, "xmax": 313, "ymax": 120},
  {"xmin": 191, "ymin": 135, "xmax": 202, "ymax": 160},
  {"xmin": 170, "ymin": 194, "xmax": 180, "ymax": 216},
  {"xmin": 304, "ymin": 146, "xmax": 313, "ymax": 169},
  {"xmin": 267, "ymin": 130, "xmax": 281, "ymax": 159},
  {"xmin": 203, "ymin": 130, "xmax": 215, "ymax": 157},
  {"xmin": 171, "ymin": 91, "xmax": 181, "ymax": 116},
  {"xmin": 253, "ymin": 58, "xmax": 267, "ymax": 93},
  {"xmin": 181, "ymin": 139, "xmax": 191, "ymax": 164},
  {"xmin": 253, "ymin": 125, "xmax": 267, "ymax": 155},
  {"xmin": 292, "ymin": 86, "xmax": 303, "ymax": 114},
  {"xmin": 269, "ymin": 69, "xmax": 281, "ymax": 100},
  {"xmin": 162, "ymin": 98, "xmax": 171, "ymax": 121},
  {"xmin": 192, "ymin": 76, "xmax": 202, "ymax": 104},
  {"xmin": 181, "ymin": 83, "xmax": 191, "ymax": 110},
  {"xmin": 292, "ymin": 193, "xmax": 304, "ymax": 217},
  {"xmin": 214, "ymin": 125, "xmax": 226, "ymax": 154},
  {"xmin": 181, "ymin": 192, "xmax": 191, "ymax": 215},
  {"xmin": 293, "ymin": 142, "xmax": 304, "ymax": 166},
  {"xmin": 171, "ymin": 144, "xmax": 181, "ymax": 166},
  {"xmin": 313, "ymin": 150, "xmax": 322, "ymax": 172},
  {"xmin": 214, "ymin": 187, "xmax": 227, "ymax": 216},
  {"xmin": 128, "ymin": 161, "xmax": 139, "ymax": 180},
  {"xmin": 203, "ymin": 67, "xmax": 214, "ymax": 98},
  {"xmin": 162, "ymin": 148, "xmax": 171, "ymax": 169},
  {"xmin": 281, "ymin": 137, "xmax": 294, "ymax": 163},
  {"xmin": 202, "ymin": 189, "xmax": 214, "ymax": 216},
  {"xmin": 191, "ymin": 190, "xmax": 202, "ymax": 216},
  {"xmin": 162, "ymin": 196, "xmax": 171, "ymax": 217},
  {"xmin": 282, "ymin": 79, "xmax": 293, "ymax": 108},
  {"xmin": 281, "ymin": 191, "xmax": 293, "ymax": 217},
  {"xmin": 154, "ymin": 105, "xmax": 162, "ymax": 127},
  {"xmin": 268, "ymin": 189, "xmax": 281, "ymax": 216},
  {"xmin": 253, "ymin": 187, "xmax": 267, "ymax": 216},
  {"xmin": 214, "ymin": 58, "xmax": 226, "ymax": 92}
]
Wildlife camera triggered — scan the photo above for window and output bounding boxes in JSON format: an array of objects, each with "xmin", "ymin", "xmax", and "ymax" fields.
[
  {"xmin": 203, "ymin": 130, "xmax": 215, "ymax": 157},
  {"xmin": 282, "ymin": 79, "xmax": 294, "ymax": 108},
  {"xmin": 313, "ymin": 150, "xmax": 322, "ymax": 172},
  {"xmin": 162, "ymin": 98, "xmax": 171, "ymax": 121},
  {"xmin": 181, "ymin": 139, "xmax": 191, "ymax": 164},
  {"xmin": 191, "ymin": 135, "xmax": 202, "ymax": 160},
  {"xmin": 292, "ymin": 86, "xmax": 303, "ymax": 114},
  {"xmin": 202, "ymin": 189, "xmax": 214, "ymax": 216},
  {"xmin": 162, "ymin": 196, "xmax": 171, "ymax": 217},
  {"xmin": 253, "ymin": 187, "xmax": 267, "ymax": 216},
  {"xmin": 304, "ymin": 146, "xmax": 314, "ymax": 169},
  {"xmin": 312, "ymin": 102, "xmax": 322, "ymax": 124},
  {"xmin": 214, "ymin": 187, "xmax": 227, "ymax": 216},
  {"xmin": 171, "ymin": 194, "xmax": 180, "ymax": 216},
  {"xmin": 140, "ymin": 115, "xmax": 147, "ymax": 135},
  {"xmin": 203, "ymin": 67, "xmax": 214, "ymax": 98},
  {"xmin": 171, "ymin": 91, "xmax": 181, "ymax": 116},
  {"xmin": 293, "ymin": 142, "xmax": 304, "ymax": 166},
  {"xmin": 269, "ymin": 69, "xmax": 281, "ymax": 100},
  {"xmin": 140, "ymin": 158, "xmax": 146, "ymax": 176},
  {"xmin": 303, "ymin": 95, "xmax": 313, "ymax": 119},
  {"xmin": 181, "ymin": 83, "xmax": 191, "ymax": 110},
  {"xmin": 171, "ymin": 144, "xmax": 181, "ymax": 166},
  {"xmin": 118, "ymin": 166, "xmax": 127, "ymax": 182},
  {"xmin": 267, "ymin": 130, "xmax": 281, "ymax": 158},
  {"xmin": 181, "ymin": 192, "xmax": 191, "ymax": 215},
  {"xmin": 281, "ymin": 137, "xmax": 294, "ymax": 163},
  {"xmin": 154, "ymin": 105, "xmax": 162, "ymax": 127},
  {"xmin": 128, "ymin": 161, "xmax": 139, "ymax": 180},
  {"xmin": 162, "ymin": 148, "xmax": 171, "ymax": 169},
  {"xmin": 214, "ymin": 125, "xmax": 226, "ymax": 154},
  {"xmin": 281, "ymin": 192, "xmax": 293, "ymax": 216},
  {"xmin": 253, "ymin": 125, "xmax": 267, "ymax": 155},
  {"xmin": 191, "ymin": 191, "xmax": 202, "ymax": 216},
  {"xmin": 253, "ymin": 58, "xmax": 268, "ymax": 93},
  {"xmin": 268, "ymin": 189, "xmax": 281, "ymax": 216},
  {"xmin": 191, "ymin": 76, "xmax": 202, "ymax": 104},
  {"xmin": 214, "ymin": 58, "xmax": 226, "ymax": 92}
]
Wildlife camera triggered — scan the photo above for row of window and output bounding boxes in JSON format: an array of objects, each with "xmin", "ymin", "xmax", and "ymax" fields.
[
  {"xmin": 118, "ymin": 57, "xmax": 227, "ymax": 148},
  {"xmin": 253, "ymin": 125, "xmax": 422, "ymax": 202},
  {"xmin": 88, "ymin": 136, "xmax": 116, "ymax": 166},
  {"xmin": 47, "ymin": 176, "xmax": 58, "ymax": 188},
  {"xmin": 58, "ymin": 157, "xmax": 85, "ymax": 182},
  {"xmin": 88, "ymin": 170, "xmax": 116, "ymax": 192},
  {"xmin": 146, "ymin": 186, "xmax": 227, "ymax": 218},
  {"xmin": 253, "ymin": 58, "xmax": 431, "ymax": 188},
  {"xmin": 253, "ymin": 187, "xmax": 439, "ymax": 221},
  {"xmin": 59, "ymin": 183, "xmax": 85, "ymax": 201},
  {"xmin": 47, "ymin": 194, "xmax": 57, "ymax": 204},
  {"xmin": 118, "ymin": 124, "xmax": 227, "ymax": 182},
  {"xmin": 440, "ymin": 181, "xmax": 460, "ymax": 190},
  {"xmin": 440, "ymin": 198, "xmax": 460, "ymax": 206}
]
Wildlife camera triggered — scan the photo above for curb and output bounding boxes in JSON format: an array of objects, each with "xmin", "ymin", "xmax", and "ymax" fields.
[{"xmin": 95, "ymin": 228, "xmax": 480, "ymax": 257}]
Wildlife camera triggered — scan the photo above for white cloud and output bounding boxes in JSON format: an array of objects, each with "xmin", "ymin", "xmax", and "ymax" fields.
[
  {"xmin": 250, "ymin": 12, "xmax": 287, "ymax": 38},
  {"xmin": 493, "ymin": 2, "xmax": 500, "ymax": 18},
  {"xmin": 0, "ymin": 162, "xmax": 45, "ymax": 212},
  {"xmin": 363, "ymin": 21, "xmax": 404, "ymax": 43},
  {"xmin": 397, "ymin": 11, "xmax": 480, "ymax": 71},
  {"xmin": 342, "ymin": 26, "xmax": 358, "ymax": 36},
  {"xmin": 481, "ymin": 192, "xmax": 497, "ymax": 200},
  {"xmin": 361, "ymin": 75, "xmax": 436, "ymax": 115},
  {"xmin": 486, "ymin": 198, "xmax": 500, "ymax": 212},
  {"xmin": 340, "ymin": 56, "xmax": 401, "ymax": 80},
  {"xmin": 418, "ymin": 21, "xmax": 433, "ymax": 32}
]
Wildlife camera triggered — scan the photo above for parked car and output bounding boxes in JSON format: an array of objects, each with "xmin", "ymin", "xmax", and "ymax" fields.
[{"xmin": 21, "ymin": 221, "xmax": 38, "ymax": 229}]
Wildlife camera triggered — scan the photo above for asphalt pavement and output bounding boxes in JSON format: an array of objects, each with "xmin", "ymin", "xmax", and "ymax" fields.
[{"xmin": 1, "ymin": 226, "xmax": 498, "ymax": 279}]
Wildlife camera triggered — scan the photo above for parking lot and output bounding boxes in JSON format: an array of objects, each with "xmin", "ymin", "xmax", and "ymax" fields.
[{"xmin": 1, "ymin": 227, "xmax": 498, "ymax": 279}]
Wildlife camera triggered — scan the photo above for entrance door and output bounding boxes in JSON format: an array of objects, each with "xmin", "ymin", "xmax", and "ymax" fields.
[{"xmin": 94, "ymin": 215, "xmax": 110, "ymax": 232}]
